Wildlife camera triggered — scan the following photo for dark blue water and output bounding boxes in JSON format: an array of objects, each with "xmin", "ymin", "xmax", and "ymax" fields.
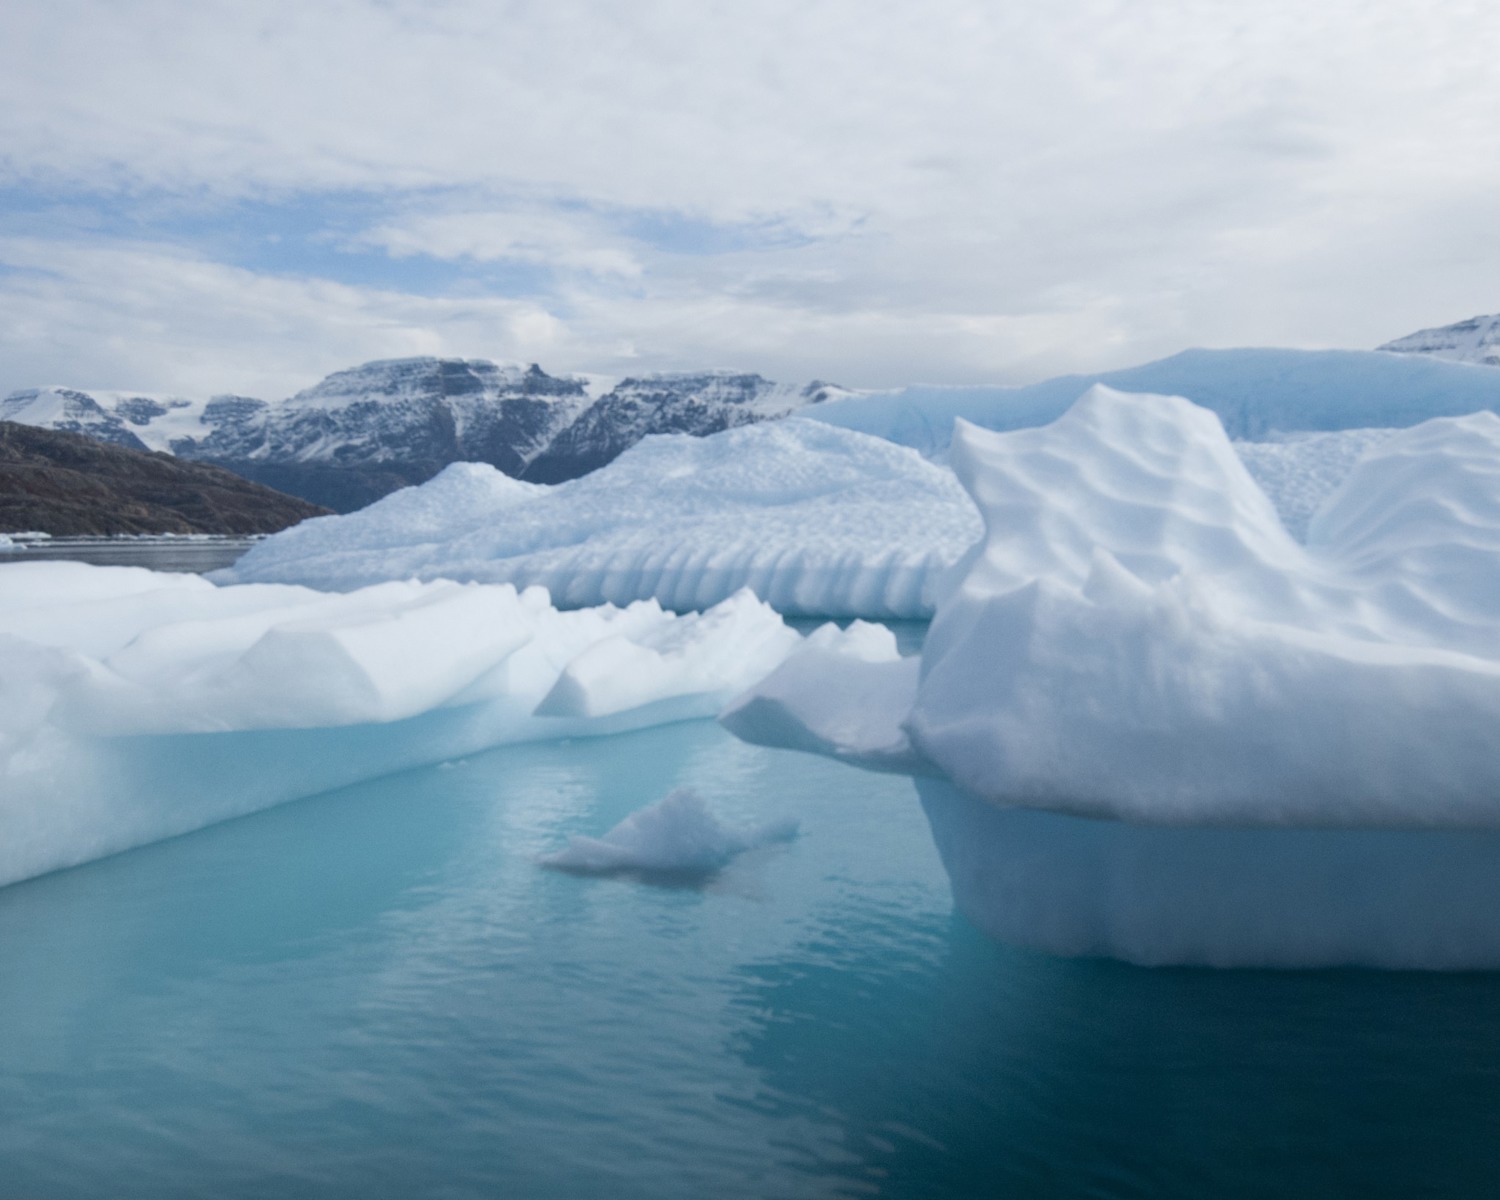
[{"xmin": 1, "ymin": 721, "xmax": 1498, "ymax": 1198}]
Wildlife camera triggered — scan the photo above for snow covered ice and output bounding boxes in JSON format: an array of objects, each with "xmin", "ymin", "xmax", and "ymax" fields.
[
  {"xmin": 540, "ymin": 788, "xmax": 798, "ymax": 877},
  {"xmin": 221, "ymin": 419, "xmax": 981, "ymax": 619},
  {"xmin": 0, "ymin": 563, "xmax": 803, "ymax": 888},
  {"xmin": 724, "ymin": 384, "xmax": 1500, "ymax": 968}
]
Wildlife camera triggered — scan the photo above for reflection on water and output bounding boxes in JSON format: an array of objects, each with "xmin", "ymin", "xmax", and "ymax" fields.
[
  {"xmin": 0, "ymin": 722, "xmax": 1496, "ymax": 1198},
  {"xmin": 733, "ymin": 912, "xmax": 1500, "ymax": 1198}
]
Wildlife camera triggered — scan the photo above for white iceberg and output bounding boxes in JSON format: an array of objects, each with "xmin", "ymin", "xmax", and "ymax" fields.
[
  {"xmin": 217, "ymin": 420, "xmax": 983, "ymax": 619},
  {"xmin": 0, "ymin": 562, "xmax": 801, "ymax": 889},
  {"xmin": 724, "ymin": 385, "xmax": 1500, "ymax": 968},
  {"xmin": 540, "ymin": 788, "xmax": 798, "ymax": 877}
]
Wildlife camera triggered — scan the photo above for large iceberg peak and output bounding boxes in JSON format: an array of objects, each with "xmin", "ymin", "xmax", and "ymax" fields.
[
  {"xmin": 948, "ymin": 385, "xmax": 1303, "ymax": 599},
  {"xmin": 909, "ymin": 387, "xmax": 1500, "ymax": 825}
]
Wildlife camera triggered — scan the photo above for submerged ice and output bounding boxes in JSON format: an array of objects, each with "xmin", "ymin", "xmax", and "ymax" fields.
[
  {"xmin": 541, "ymin": 788, "xmax": 798, "ymax": 877},
  {"xmin": 0, "ymin": 563, "xmax": 802, "ymax": 888},
  {"xmin": 725, "ymin": 384, "xmax": 1500, "ymax": 968}
]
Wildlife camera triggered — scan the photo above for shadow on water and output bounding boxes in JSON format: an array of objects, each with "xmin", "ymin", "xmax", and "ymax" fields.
[{"xmin": 728, "ymin": 906, "xmax": 1500, "ymax": 1199}]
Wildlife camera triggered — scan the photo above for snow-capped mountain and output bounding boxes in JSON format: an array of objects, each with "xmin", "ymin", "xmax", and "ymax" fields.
[
  {"xmin": 178, "ymin": 358, "xmax": 593, "ymax": 478},
  {"xmin": 1, "ymin": 358, "xmax": 844, "ymax": 511},
  {"xmin": 524, "ymin": 372, "xmax": 852, "ymax": 482},
  {"xmin": 0, "ymin": 387, "xmax": 209, "ymax": 452},
  {"xmin": 1378, "ymin": 314, "xmax": 1500, "ymax": 366}
]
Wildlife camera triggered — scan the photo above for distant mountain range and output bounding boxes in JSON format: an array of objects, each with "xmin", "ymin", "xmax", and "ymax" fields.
[
  {"xmin": 0, "ymin": 360, "xmax": 849, "ymax": 511},
  {"xmin": 2, "ymin": 316, "xmax": 1494, "ymax": 515}
]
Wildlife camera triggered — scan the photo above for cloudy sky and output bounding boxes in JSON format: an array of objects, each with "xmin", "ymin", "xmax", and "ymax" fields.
[{"xmin": 3, "ymin": 0, "xmax": 1499, "ymax": 398}]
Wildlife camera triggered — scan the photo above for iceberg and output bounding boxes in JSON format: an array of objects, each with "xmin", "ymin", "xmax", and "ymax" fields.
[
  {"xmin": 217, "ymin": 420, "xmax": 982, "ymax": 618},
  {"xmin": 724, "ymin": 385, "xmax": 1500, "ymax": 968},
  {"xmin": 0, "ymin": 562, "xmax": 800, "ymax": 889}
]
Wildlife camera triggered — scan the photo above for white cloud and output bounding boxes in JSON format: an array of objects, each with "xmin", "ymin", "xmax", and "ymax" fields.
[
  {"xmin": 0, "ymin": 237, "xmax": 563, "ymax": 397},
  {"xmin": 358, "ymin": 208, "xmax": 642, "ymax": 277},
  {"xmin": 3, "ymin": 0, "xmax": 1500, "ymax": 390}
]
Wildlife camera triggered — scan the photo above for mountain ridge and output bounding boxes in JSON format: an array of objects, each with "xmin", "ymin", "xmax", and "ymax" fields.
[
  {"xmin": 1, "ymin": 358, "xmax": 844, "ymax": 510},
  {"xmin": 1378, "ymin": 314, "xmax": 1500, "ymax": 367},
  {"xmin": 8, "ymin": 316, "xmax": 1498, "ymax": 513}
]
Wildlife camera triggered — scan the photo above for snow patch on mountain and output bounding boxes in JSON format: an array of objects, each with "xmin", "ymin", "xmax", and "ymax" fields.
[
  {"xmin": 0, "ymin": 361, "xmax": 845, "ymax": 500},
  {"xmin": 0, "ymin": 388, "xmax": 210, "ymax": 453},
  {"xmin": 523, "ymin": 372, "xmax": 851, "ymax": 482},
  {"xmin": 1378, "ymin": 313, "xmax": 1500, "ymax": 367}
]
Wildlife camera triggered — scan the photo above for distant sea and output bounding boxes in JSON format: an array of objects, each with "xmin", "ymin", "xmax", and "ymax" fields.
[{"xmin": 0, "ymin": 535, "xmax": 258, "ymax": 574}]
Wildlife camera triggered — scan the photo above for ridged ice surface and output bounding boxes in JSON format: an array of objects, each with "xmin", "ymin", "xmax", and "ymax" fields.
[
  {"xmin": 221, "ymin": 420, "xmax": 982, "ymax": 618},
  {"xmin": 0, "ymin": 562, "xmax": 801, "ymax": 888},
  {"xmin": 725, "ymin": 385, "xmax": 1500, "ymax": 966}
]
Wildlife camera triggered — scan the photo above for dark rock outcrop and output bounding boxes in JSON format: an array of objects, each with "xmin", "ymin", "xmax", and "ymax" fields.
[{"xmin": 0, "ymin": 422, "xmax": 331, "ymax": 536}]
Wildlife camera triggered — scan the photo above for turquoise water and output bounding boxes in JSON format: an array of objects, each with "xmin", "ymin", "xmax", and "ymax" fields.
[{"xmin": 2, "ymin": 720, "xmax": 1499, "ymax": 1198}]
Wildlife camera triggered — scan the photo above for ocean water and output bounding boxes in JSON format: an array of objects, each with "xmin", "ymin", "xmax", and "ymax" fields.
[
  {"xmin": 2, "ymin": 721, "xmax": 1499, "ymax": 1199},
  {"xmin": 0, "ymin": 536, "xmax": 258, "ymax": 573}
]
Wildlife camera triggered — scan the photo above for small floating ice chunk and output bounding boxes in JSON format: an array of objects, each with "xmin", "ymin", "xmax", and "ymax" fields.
[{"xmin": 541, "ymin": 789, "xmax": 798, "ymax": 877}]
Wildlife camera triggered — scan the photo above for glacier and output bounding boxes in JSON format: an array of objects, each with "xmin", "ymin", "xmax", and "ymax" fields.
[
  {"xmin": 723, "ymin": 384, "xmax": 1500, "ymax": 968},
  {"xmin": 219, "ymin": 419, "xmax": 982, "ymax": 618},
  {"xmin": 807, "ymin": 347, "xmax": 1500, "ymax": 456},
  {"xmin": 0, "ymin": 562, "xmax": 804, "ymax": 889}
]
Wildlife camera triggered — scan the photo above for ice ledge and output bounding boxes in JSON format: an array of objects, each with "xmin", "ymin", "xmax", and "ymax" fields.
[{"xmin": 0, "ymin": 565, "xmax": 801, "ymax": 889}]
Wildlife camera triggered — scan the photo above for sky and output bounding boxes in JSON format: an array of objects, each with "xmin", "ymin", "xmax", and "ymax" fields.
[{"xmin": 3, "ymin": 0, "xmax": 1499, "ymax": 399}]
